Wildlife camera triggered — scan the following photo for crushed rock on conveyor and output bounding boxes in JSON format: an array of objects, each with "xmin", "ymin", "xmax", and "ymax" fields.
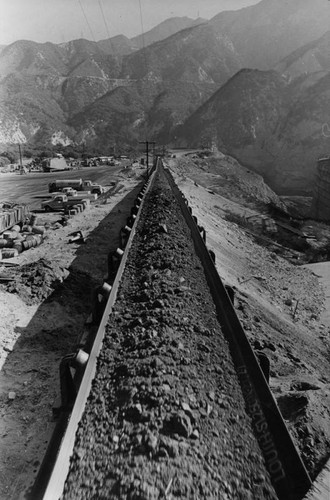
[{"xmin": 61, "ymin": 171, "xmax": 277, "ymax": 499}]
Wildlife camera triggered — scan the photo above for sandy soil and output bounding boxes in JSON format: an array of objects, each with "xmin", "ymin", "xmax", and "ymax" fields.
[{"xmin": 0, "ymin": 157, "xmax": 329, "ymax": 499}]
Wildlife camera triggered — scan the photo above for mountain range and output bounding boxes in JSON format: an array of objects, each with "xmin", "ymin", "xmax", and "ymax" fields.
[{"xmin": 1, "ymin": 0, "xmax": 330, "ymax": 193}]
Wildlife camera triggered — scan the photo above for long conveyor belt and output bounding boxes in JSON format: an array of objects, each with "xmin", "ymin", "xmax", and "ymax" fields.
[{"xmin": 29, "ymin": 160, "xmax": 311, "ymax": 500}]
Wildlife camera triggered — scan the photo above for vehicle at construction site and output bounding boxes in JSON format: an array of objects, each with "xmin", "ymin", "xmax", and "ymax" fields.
[
  {"xmin": 48, "ymin": 179, "xmax": 105, "ymax": 195},
  {"xmin": 62, "ymin": 187, "xmax": 78, "ymax": 197},
  {"xmin": 41, "ymin": 193, "xmax": 93, "ymax": 212}
]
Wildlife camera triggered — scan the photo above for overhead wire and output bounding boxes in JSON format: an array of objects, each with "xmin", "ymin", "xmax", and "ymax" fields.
[
  {"xmin": 98, "ymin": 0, "xmax": 116, "ymax": 55},
  {"xmin": 75, "ymin": 0, "xmax": 216, "ymax": 88},
  {"xmin": 137, "ymin": 0, "xmax": 150, "ymax": 142},
  {"xmin": 74, "ymin": 0, "xmax": 218, "ymax": 151},
  {"xmin": 77, "ymin": 0, "xmax": 96, "ymax": 42}
]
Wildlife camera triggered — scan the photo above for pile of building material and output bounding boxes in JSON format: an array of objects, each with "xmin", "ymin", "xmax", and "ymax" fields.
[
  {"xmin": 0, "ymin": 214, "xmax": 47, "ymax": 259},
  {"xmin": 0, "ymin": 202, "xmax": 30, "ymax": 233}
]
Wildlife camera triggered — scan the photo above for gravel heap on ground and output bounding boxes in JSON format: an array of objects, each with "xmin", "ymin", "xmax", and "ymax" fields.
[
  {"xmin": 62, "ymin": 171, "xmax": 277, "ymax": 499},
  {"xmin": 4, "ymin": 258, "xmax": 69, "ymax": 305}
]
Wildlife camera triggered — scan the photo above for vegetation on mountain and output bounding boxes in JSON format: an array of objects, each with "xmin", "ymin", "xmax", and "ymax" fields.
[
  {"xmin": 176, "ymin": 66, "xmax": 330, "ymax": 194},
  {"xmin": 1, "ymin": 1, "xmax": 330, "ymax": 191},
  {"xmin": 275, "ymin": 30, "xmax": 330, "ymax": 79},
  {"xmin": 210, "ymin": 0, "xmax": 330, "ymax": 70}
]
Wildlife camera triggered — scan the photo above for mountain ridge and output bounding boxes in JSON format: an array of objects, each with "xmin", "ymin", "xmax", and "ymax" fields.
[{"xmin": 1, "ymin": 1, "xmax": 330, "ymax": 192}]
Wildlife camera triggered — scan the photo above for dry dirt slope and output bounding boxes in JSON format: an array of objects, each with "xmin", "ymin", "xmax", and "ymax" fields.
[{"xmin": 169, "ymin": 156, "xmax": 330, "ymax": 480}]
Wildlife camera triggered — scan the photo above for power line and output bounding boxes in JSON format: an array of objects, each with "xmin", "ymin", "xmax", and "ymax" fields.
[
  {"xmin": 98, "ymin": 0, "xmax": 111, "ymax": 39},
  {"xmin": 139, "ymin": 140, "xmax": 155, "ymax": 177},
  {"xmin": 137, "ymin": 0, "xmax": 149, "ymax": 141},
  {"xmin": 98, "ymin": 0, "xmax": 116, "ymax": 55},
  {"xmin": 77, "ymin": 0, "xmax": 96, "ymax": 42},
  {"xmin": 138, "ymin": 0, "xmax": 147, "ymax": 55}
]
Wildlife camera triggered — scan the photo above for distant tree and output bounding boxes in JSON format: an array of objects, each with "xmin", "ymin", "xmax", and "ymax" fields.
[
  {"xmin": 63, "ymin": 151, "xmax": 79, "ymax": 159},
  {"xmin": 82, "ymin": 152, "xmax": 93, "ymax": 159},
  {"xmin": 0, "ymin": 151, "xmax": 17, "ymax": 163},
  {"xmin": 0, "ymin": 156, "xmax": 10, "ymax": 167}
]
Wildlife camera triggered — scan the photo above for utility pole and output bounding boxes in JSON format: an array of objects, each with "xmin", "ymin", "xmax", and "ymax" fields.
[
  {"xmin": 18, "ymin": 144, "xmax": 24, "ymax": 175},
  {"xmin": 139, "ymin": 140, "xmax": 155, "ymax": 177}
]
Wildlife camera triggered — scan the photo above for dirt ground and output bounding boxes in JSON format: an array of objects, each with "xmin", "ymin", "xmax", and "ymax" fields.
[
  {"xmin": 0, "ymin": 168, "xmax": 145, "ymax": 499},
  {"xmin": 169, "ymin": 157, "xmax": 330, "ymax": 480},
  {"xmin": 0, "ymin": 157, "xmax": 329, "ymax": 499}
]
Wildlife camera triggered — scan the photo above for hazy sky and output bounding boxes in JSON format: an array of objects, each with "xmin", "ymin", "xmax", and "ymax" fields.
[{"xmin": 0, "ymin": 0, "xmax": 260, "ymax": 45}]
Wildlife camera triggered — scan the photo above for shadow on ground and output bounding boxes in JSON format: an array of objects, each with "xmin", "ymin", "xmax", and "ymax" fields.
[{"xmin": 0, "ymin": 181, "xmax": 143, "ymax": 500}]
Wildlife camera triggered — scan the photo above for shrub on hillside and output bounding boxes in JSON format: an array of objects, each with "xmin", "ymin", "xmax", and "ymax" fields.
[{"xmin": 0, "ymin": 156, "xmax": 10, "ymax": 168}]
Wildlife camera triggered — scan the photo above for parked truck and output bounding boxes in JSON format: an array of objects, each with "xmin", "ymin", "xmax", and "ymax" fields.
[
  {"xmin": 62, "ymin": 187, "xmax": 77, "ymax": 196},
  {"xmin": 48, "ymin": 179, "xmax": 106, "ymax": 195},
  {"xmin": 48, "ymin": 179, "xmax": 83, "ymax": 193},
  {"xmin": 41, "ymin": 193, "xmax": 95, "ymax": 212},
  {"xmin": 82, "ymin": 180, "xmax": 106, "ymax": 195}
]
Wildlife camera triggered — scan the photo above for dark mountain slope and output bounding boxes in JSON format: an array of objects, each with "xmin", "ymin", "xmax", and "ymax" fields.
[
  {"xmin": 69, "ymin": 85, "xmax": 145, "ymax": 151},
  {"xmin": 276, "ymin": 30, "xmax": 330, "ymax": 80},
  {"xmin": 68, "ymin": 75, "xmax": 216, "ymax": 147},
  {"xmin": 146, "ymin": 81, "xmax": 216, "ymax": 142},
  {"xmin": 121, "ymin": 23, "xmax": 242, "ymax": 86},
  {"xmin": 131, "ymin": 16, "xmax": 206, "ymax": 49},
  {"xmin": 0, "ymin": 40, "xmax": 67, "ymax": 79},
  {"xmin": 210, "ymin": 0, "xmax": 330, "ymax": 70},
  {"xmin": 177, "ymin": 69, "xmax": 288, "ymax": 149},
  {"xmin": 177, "ymin": 67, "xmax": 330, "ymax": 193},
  {"xmin": 272, "ymin": 71, "xmax": 330, "ymax": 189},
  {"xmin": 96, "ymin": 35, "xmax": 134, "ymax": 56},
  {"xmin": 0, "ymin": 71, "xmax": 74, "ymax": 145}
]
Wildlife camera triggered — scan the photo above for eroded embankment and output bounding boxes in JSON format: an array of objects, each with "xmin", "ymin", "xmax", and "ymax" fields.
[{"xmin": 61, "ymin": 170, "xmax": 276, "ymax": 499}]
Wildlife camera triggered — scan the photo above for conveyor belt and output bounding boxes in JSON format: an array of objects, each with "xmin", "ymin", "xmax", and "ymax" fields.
[{"xmin": 29, "ymin": 160, "xmax": 311, "ymax": 500}]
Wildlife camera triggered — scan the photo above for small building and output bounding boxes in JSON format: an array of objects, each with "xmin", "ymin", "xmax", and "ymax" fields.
[{"xmin": 42, "ymin": 157, "xmax": 69, "ymax": 172}]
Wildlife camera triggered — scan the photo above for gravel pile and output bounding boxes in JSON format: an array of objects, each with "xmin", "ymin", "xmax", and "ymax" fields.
[
  {"xmin": 61, "ymin": 170, "xmax": 277, "ymax": 499},
  {"xmin": 3, "ymin": 258, "xmax": 68, "ymax": 304}
]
